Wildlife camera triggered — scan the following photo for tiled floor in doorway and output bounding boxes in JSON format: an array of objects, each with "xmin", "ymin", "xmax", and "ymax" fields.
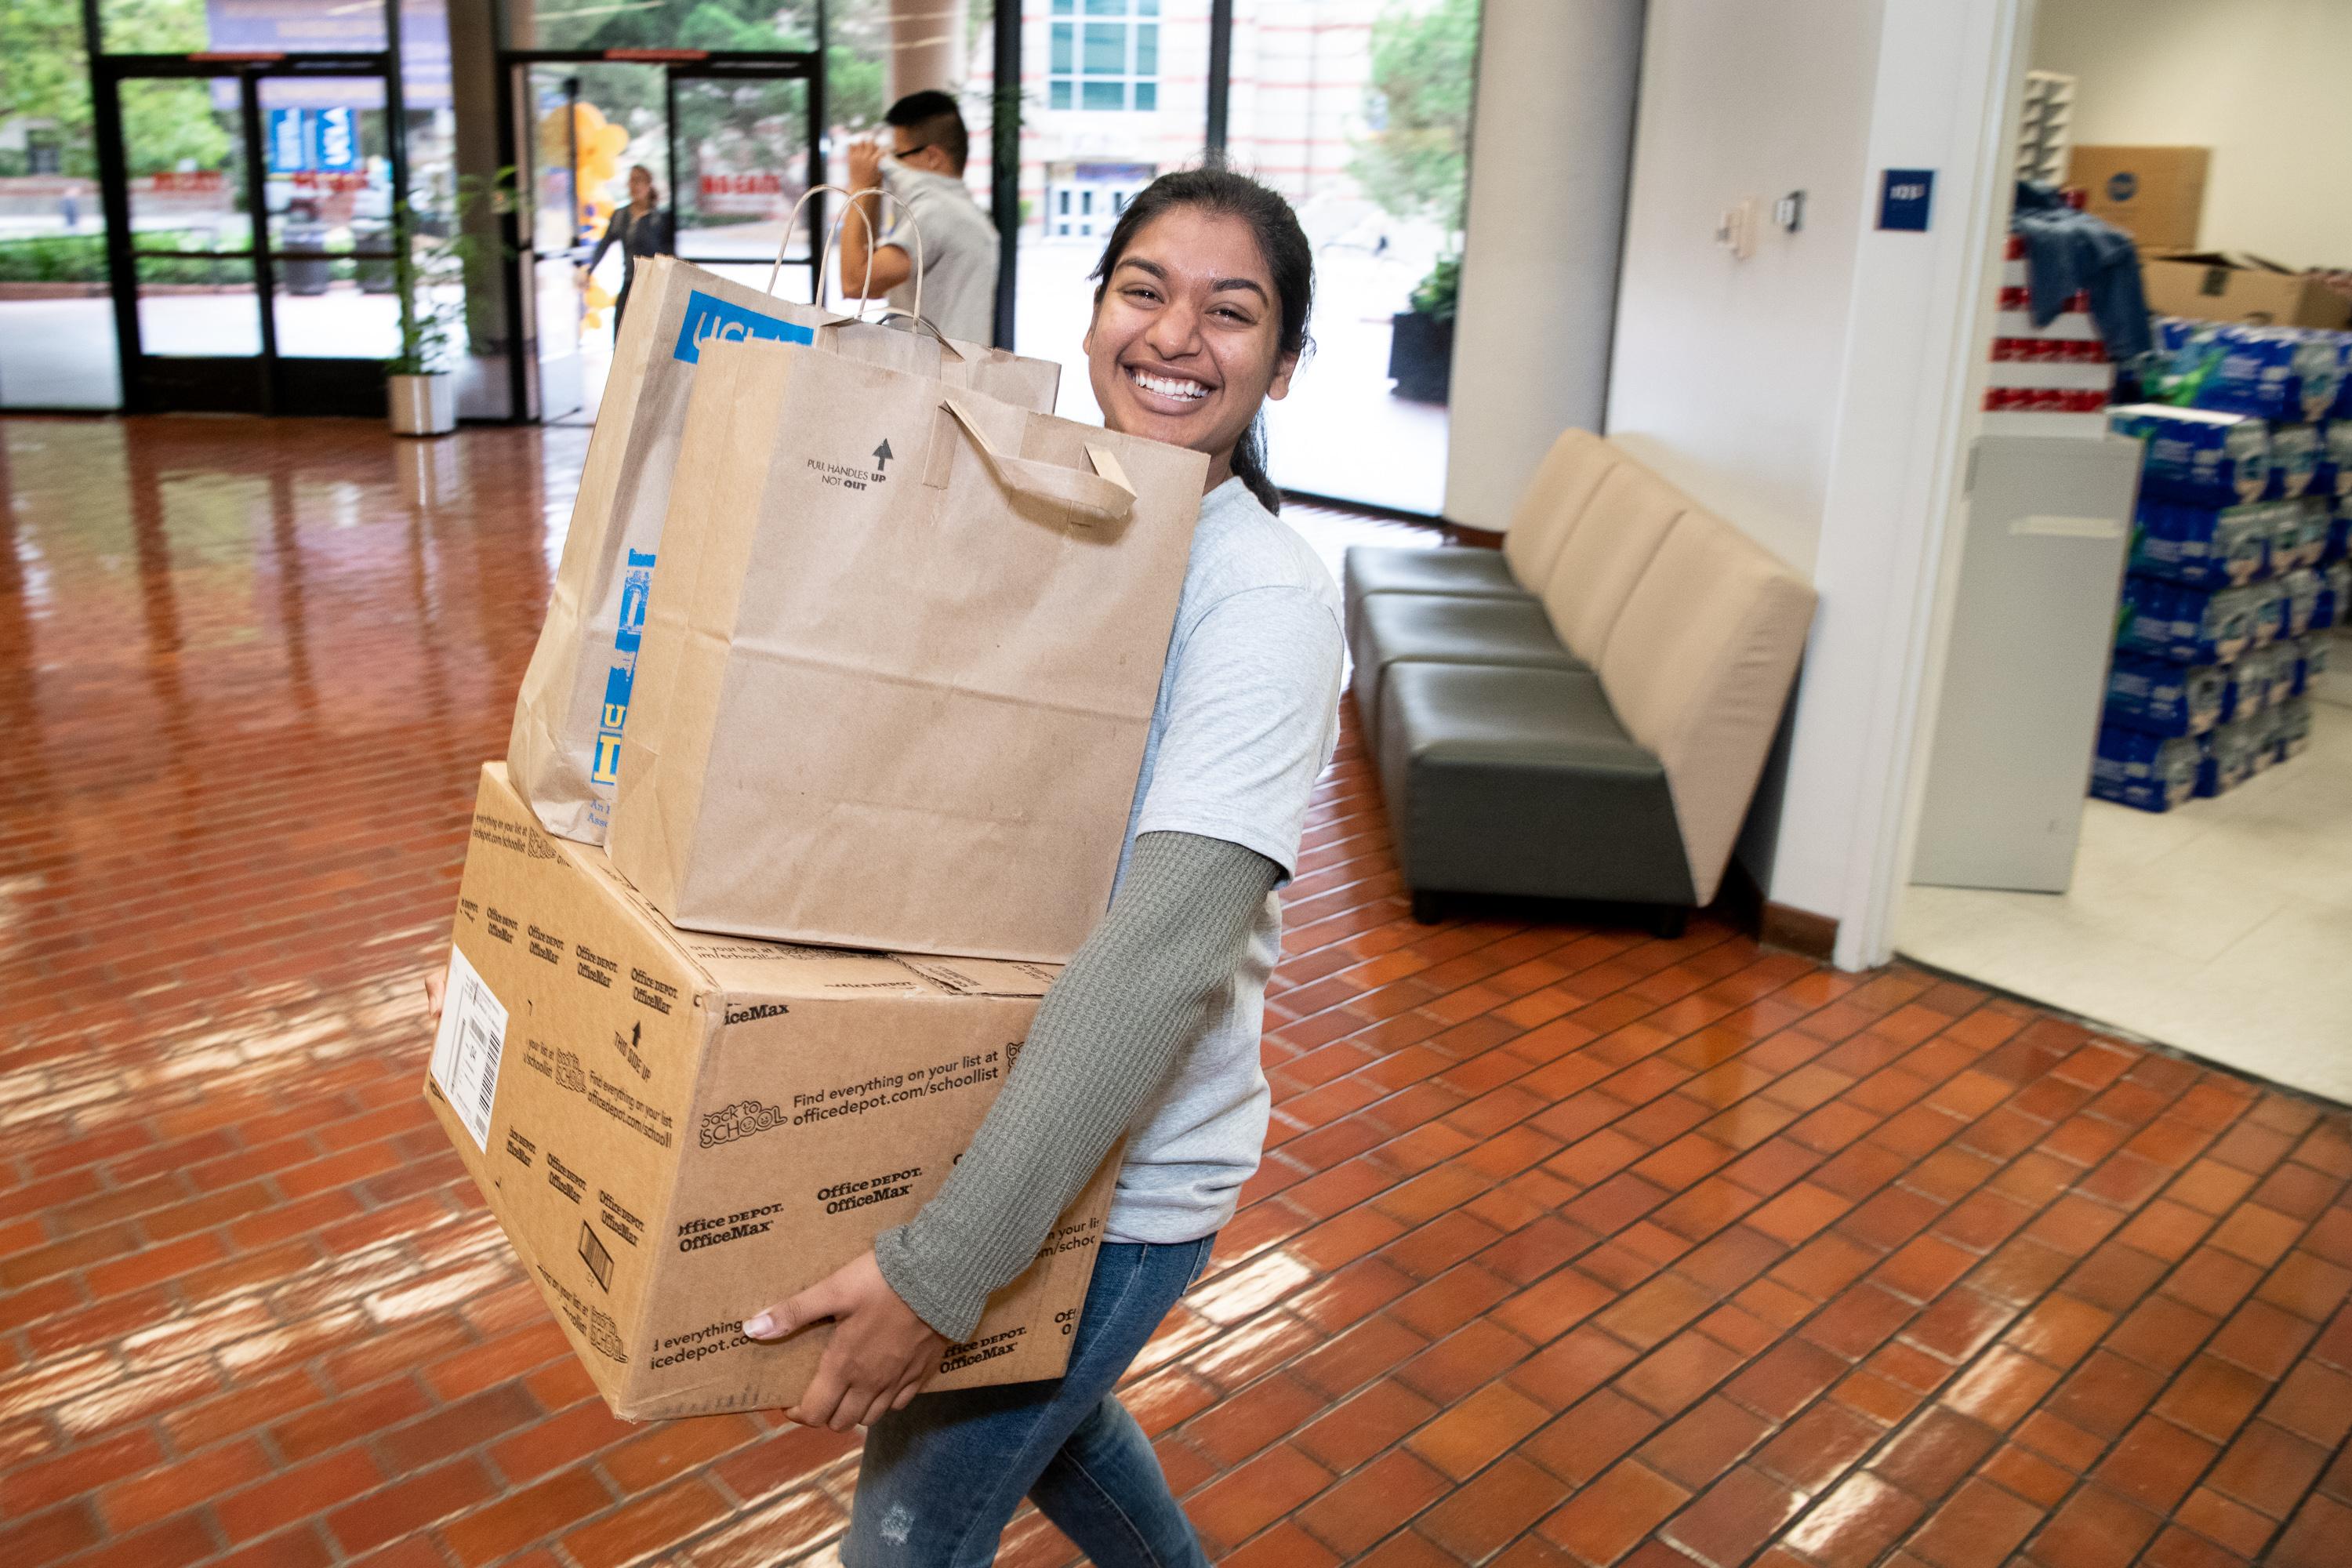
[
  {"xmin": 2, "ymin": 416, "xmax": 2350, "ymax": 1568},
  {"xmin": 1900, "ymin": 679, "xmax": 2352, "ymax": 1105}
]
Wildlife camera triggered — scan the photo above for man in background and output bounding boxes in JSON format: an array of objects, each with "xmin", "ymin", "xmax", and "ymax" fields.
[{"xmin": 841, "ymin": 91, "xmax": 1000, "ymax": 347}]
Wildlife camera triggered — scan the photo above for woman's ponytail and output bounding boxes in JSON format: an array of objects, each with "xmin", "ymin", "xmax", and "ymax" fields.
[
  {"xmin": 1088, "ymin": 165, "xmax": 1314, "ymax": 515},
  {"xmin": 1230, "ymin": 416, "xmax": 1280, "ymax": 513}
]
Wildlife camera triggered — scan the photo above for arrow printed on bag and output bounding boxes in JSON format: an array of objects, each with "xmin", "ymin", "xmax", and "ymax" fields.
[{"xmin": 872, "ymin": 439, "xmax": 893, "ymax": 473}]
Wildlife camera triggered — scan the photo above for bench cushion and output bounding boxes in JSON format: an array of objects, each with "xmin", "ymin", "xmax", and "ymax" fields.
[
  {"xmin": 1342, "ymin": 544, "xmax": 1522, "ymax": 605},
  {"xmin": 1341, "ymin": 546, "xmax": 1526, "ymax": 655},
  {"xmin": 1599, "ymin": 512, "xmax": 1818, "ymax": 906},
  {"xmin": 1349, "ymin": 592, "xmax": 1589, "ymax": 745},
  {"xmin": 1502, "ymin": 429, "xmax": 1621, "ymax": 591},
  {"xmin": 1377, "ymin": 662, "xmax": 1695, "ymax": 907},
  {"xmin": 1539, "ymin": 460, "xmax": 1687, "ymax": 662}
]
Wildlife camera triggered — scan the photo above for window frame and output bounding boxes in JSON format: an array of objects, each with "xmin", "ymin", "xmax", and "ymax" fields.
[{"xmin": 1046, "ymin": 0, "xmax": 1160, "ymax": 114}]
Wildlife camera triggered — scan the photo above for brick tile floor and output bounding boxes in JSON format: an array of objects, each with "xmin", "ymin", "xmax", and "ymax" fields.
[{"xmin": 4, "ymin": 416, "xmax": 2350, "ymax": 1566}]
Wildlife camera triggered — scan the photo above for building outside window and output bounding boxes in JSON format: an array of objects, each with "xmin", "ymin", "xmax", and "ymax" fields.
[
  {"xmin": 994, "ymin": 0, "xmax": 1476, "ymax": 513},
  {"xmin": 1049, "ymin": 0, "xmax": 1161, "ymax": 112},
  {"xmin": 1, "ymin": 0, "xmax": 1475, "ymax": 514}
]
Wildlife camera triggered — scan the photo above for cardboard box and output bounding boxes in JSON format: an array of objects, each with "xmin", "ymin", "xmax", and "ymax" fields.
[
  {"xmin": 2141, "ymin": 251, "xmax": 2352, "ymax": 331},
  {"xmin": 424, "ymin": 763, "xmax": 1113, "ymax": 1421},
  {"xmin": 2068, "ymin": 146, "xmax": 2209, "ymax": 249}
]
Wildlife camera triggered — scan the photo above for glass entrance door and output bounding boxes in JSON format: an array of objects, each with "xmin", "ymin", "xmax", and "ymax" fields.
[
  {"xmin": 504, "ymin": 50, "xmax": 822, "ymax": 426},
  {"xmin": 256, "ymin": 74, "xmax": 403, "ymax": 415},
  {"xmin": 670, "ymin": 64, "xmax": 818, "ymax": 293},
  {"xmin": 100, "ymin": 60, "xmax": 404, "ymax": 416},
  {"xmin": 112, "ymin": 70, "xmax": 263, "ymax": 412}
]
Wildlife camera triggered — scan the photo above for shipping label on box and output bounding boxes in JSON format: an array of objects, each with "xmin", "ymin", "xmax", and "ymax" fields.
[{"xmin": 424, "ymin": 764, "xmax": 1112, "ymax": 1421}]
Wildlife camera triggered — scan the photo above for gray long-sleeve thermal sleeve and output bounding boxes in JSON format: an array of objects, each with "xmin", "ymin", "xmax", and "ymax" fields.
[{"xmin": 873, "ymin": 830, "xmax": 1280, "ymax": 1342}]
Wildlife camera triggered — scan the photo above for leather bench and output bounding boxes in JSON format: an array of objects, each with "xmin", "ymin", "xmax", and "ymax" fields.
[{"xmin": 1347, "ymin": 430, "xmax": 1817, "ymax": 934}]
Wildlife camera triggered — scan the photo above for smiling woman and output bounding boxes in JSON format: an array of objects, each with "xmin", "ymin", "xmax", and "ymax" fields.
[
  {"xmin": 739, "ymin": 168, "xmax": 1348, "ymax": 1568},
  {"xmin": 1084, "ymin": 167, "xmax": 1316, "ymax": 508}
]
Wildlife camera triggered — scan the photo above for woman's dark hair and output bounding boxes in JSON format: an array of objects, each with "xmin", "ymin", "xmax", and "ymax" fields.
[{"xmin": 1090, "ymin": 166, "xmax": 1313, "ymax": 513}]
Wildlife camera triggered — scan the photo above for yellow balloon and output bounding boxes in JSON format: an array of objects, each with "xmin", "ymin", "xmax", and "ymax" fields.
[{"xmin": 538, "ymin": 100, "xmax": 637, "ymax": 235}]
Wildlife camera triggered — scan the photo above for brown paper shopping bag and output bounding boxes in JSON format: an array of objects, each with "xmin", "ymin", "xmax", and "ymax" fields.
[
  {"xmin": 606, "ymin": 336, "xmax": 1209, "ymax": 964},
  {"xmin": 506, "ymin": 252, "xmax": 1061, "ymax": 844}
]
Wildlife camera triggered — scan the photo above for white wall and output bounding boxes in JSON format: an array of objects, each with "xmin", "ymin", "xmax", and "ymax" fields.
[
  {"xmin": 2033, "ymin": 0, "xmax": 2352, "ymax": 268},
  {"xmin": 1442, "ymin": 0, "xmax": 1643, "ymax": 533},
  {"xmin": 1601, "ymin": 0, "xmax": 1885, "ymax": 577},
  {"xmin": 1770, "ymin": 0, "xmax": 2030, "ymax": 967},
  {"xmin": 1600, "ymin": 0, "xmax": 2027, "ymax": 958}
]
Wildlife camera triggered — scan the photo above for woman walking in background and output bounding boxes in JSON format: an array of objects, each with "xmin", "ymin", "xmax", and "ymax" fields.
[{"xmin": 579, "ymin": 164, "xmax": 675, "ymax": 336}]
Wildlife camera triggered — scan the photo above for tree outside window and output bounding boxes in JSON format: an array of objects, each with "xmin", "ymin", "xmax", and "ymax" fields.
[{"xmin": 1349, "ymin": 0, "xmax": 1476, "ymax": 237}]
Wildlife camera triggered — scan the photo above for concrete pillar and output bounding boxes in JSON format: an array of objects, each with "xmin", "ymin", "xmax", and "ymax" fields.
[
  {"xmin": 449, "ymin": 0, "xmax": 515, "ymax": 418},
  {"xmin": 1441, "ymin": 0, "xmax": 1645, "ymax": 533},
  {"xmin": 887, "ymin": 0, "xmax": 970, "ymax": 102}
]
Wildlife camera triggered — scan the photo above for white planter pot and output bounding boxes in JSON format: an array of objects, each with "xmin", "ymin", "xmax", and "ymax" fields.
[{"xmin": 388, "ymin": 372, "xmax": 457, "ymax": 437}]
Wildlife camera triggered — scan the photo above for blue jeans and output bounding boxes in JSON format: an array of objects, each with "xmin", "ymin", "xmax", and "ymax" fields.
[{"xmin": 840, "ymin": 1237, "xmax": 1215, "ymax": 1568}]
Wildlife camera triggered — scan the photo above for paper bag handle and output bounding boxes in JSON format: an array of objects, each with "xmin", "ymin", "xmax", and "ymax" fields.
[
  {"xmin": 822, "ymin": 188, "xmax": 924, "ymax": 328},
  {"xmin": 939, "ymin": 399, "xmax": 1136, "ymax": 527},
  {"xmin": 873, "ymin": 307, "xmax": 971, "ymax": 365},
  {"xmin": 768, "ymin": 182, "xmax": 926, "ymax": 329},
  {"xmin": 769, "ymin": 183, "xmax": 848, "ymax": 298}
]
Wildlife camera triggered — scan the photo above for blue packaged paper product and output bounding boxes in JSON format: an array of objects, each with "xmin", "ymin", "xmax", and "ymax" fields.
[
  {"xmin": 2328, "ymin": 505, "xmax": 2350, "ymax": 564},
  {"xmin": 2246, "ymin": 707, "xmax": 2282, "ymax": 775},
  {"xmin": 2282, "ymin": 567, "xmax": 2321, "ymax": 637},
  {"xmin": 2127, "ymin": 499, "xmax": 2270, "ymax": 586},
  {"xmin": 2267, "ymin": 423, "xmax": 2320, "ymax": 499},
  {"xmin": 2245, "ymin": 577, "xmax": 2285, "ymax": 646},
  {"xmin": 2104, "ymin": 653, "xmax": 2223, "ymax": 736},
  {"xmin": 2092, "ymin": 727, "xmax": 2199, "ymax": 812},
  {"xmin": 2221, "ymin": 647, "xmax": 2264, "ymax": 722},
  {"xmin": 2147, "ymin": 321, "xmax": 2234, "ymax": 407},
  {"xmin": 2318, "ymin": 559, "xmax": 2350, "ymax": 630},
  {"xmin": 2266, "ymin": 502, "xmax": 2303, "ymax": 573},
  {"xmin": 2154, "ymin": 327, "xmax": 2343, "ymax": 422},
  {"xmin": 2255, "ymin": 642, "xmax": 2295, "ymax": 707},
  {"xmin": 2292, "ymin": 498, "xmax": 2333, "ymax": 568},
  {"xmin": 2277, "ymin": 695, "xmax": 2314, "ymax": 760},
  {"xmin": 2110, "ymin": 405, "xmax": 2270, "ymax": 506},
  {"xmin": 2264, "ymin": 642, "xmax": 2298, "ymax": 706},
  {"xmin": 2115, "ymin": 575, "xmax": 2258, "ymax": 663},
  {"xmin": 2195, "ymin": 720, "xmax": 2259, "ymax": 797},
  {"xmin": 2292, "ymin": 332, "xmax": 2349, "ymax": 420},
  {"xmin": 2292, "ymin": 632, "xmax": 2331, "ymax": 695},
  {"xmin": 2320, "ymin": 422, "xmax": 2352, "ymax": 499}
]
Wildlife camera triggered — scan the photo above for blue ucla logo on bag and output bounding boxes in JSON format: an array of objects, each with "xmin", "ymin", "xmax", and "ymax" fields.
[{"xmin": 672, "ymin": 289, "xmax": 815, "ymax": 365}]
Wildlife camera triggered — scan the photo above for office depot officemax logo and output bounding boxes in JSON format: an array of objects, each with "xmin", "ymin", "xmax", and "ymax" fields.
[{"xmin": 672, "ymin": 289, "xmax": 813, "ymax": 365}]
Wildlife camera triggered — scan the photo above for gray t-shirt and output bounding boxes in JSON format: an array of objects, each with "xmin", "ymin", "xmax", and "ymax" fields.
[
  {"xmin": 1105, "ymin": 476, "xmax": 1345, "ymax": 1243},
  {"xmin": 878, "ymin": 163, "xmax": 1000, "ymax": 347}
]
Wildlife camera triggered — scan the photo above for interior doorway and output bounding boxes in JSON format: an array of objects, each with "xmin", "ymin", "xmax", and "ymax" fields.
[{"xmin": 1892, "ymin": 0, "xmax": 2352, "ymax": 1104}]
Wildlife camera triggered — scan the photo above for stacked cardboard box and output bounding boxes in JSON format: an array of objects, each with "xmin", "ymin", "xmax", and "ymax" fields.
[
  {"xmin": 426, "ymin": 767, "xmax": 1116, "ymax": 1419},
  {"xmin": 2067, "ymin": 146, "xmax": 2209, "ymax": 250},
  {"xmin": 2143, "ymin": 252, "xmax": 2352, "ymax": 332}
]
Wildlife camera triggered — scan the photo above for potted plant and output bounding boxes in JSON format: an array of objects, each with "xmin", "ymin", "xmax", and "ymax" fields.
[
  {"xmin": 386, "ymin": 201, "xmax": 461, "ymax": 436},
  {"xmin": 385, "ymin": 175, "xmax": 509, "ymax": 436},
  {"xmin": 1389, "ymin": 252, "xmax": 1459, "ymax": 405}
]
